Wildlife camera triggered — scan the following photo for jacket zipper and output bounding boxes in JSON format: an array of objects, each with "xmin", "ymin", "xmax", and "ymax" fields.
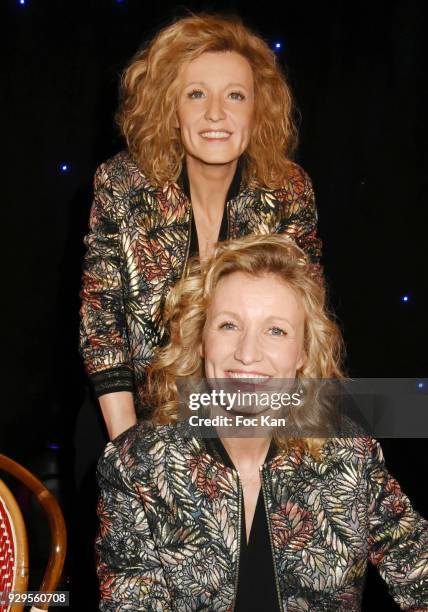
[
  {"xmin": 181, "ymin": 205, "xmax": 193, "ymax": 278},
  {"xmin": 260, "ymin": 465, "xmax": 285, "ymax": 612},
  {"xmin": 232, "ymin": 471, "xmax": 243, "ymax": 612}
]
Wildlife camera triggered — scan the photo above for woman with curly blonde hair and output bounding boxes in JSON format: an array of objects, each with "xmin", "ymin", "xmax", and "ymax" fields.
[
  {"xmin": 96, "ymin": 235, "xmax": 428, "ymax": 611},
  {"xmin": 147, "ymin": 233, "xmax": 343, "ymax": 455},
  {"xmin": 79, "ymin": 12, "xmax": 323, "ymax": 441}
]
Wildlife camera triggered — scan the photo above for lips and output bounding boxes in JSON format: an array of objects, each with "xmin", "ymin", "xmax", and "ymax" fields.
[
  {"xmin": 224, "ymin": 371, "xmax": 271, "ymax": 388},
  {"xmin": 199, "ymin": 131, "xmax": 232, "ymax": 139},
  {"xmin": 225, "ymin": 371, "xmax": 270, "ymax": 380}
]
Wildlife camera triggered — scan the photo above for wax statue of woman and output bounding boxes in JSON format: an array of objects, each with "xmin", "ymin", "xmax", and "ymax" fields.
[
  {"xmin": 95, "ymin": 235, "xmax": 428, "ymax": 611},
  {"xmin": 79, "ymin": 13, "xmax": 323, "ymax": 440}
]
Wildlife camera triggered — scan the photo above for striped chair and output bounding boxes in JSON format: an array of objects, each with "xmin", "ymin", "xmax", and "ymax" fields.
[{"xmin": 0, "ymin": 455, "xmax": 66, "ymax": 612}]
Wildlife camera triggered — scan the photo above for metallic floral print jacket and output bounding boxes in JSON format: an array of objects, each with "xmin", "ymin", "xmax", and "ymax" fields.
[
  {"xmin": 78, "ymin": 151, "xmax": 322, "ymax": 413},
  {"xmin": 96, "ymin": 420, "xmax": 428, "ymax": 611}
]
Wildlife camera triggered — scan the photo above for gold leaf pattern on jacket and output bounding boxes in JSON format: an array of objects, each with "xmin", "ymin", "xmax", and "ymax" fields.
[
  {"xmin": 96, "ymin": 421, "xmax": 428, "ymax": 610},
  {"xmin": 79, "ymin": 151, "xmax": 323, "ymax": 410}
]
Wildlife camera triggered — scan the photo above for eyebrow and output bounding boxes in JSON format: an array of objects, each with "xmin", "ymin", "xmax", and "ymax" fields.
[
  {"xmin": 267, "ymin": 316, "xmax": 293, "ymax": 323},
  {"xmin": 212, "ymin": 310, "xmax": 239, "ymax": 318},
  {"xmin": 264, "ymin": 316, "xmax": 296, "ymax": 329},
  {"xmin": 212, "ymin": 312, "xmax": 296, "ymax": 327}
]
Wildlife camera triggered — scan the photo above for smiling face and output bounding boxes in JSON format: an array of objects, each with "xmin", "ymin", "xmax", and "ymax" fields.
[
  {"xmin": 175, "ymin": 51, "xmax": 255, "ymax": 165},
  {"xmin": 201, "ymin": 272, "xmax": 306, "ymax": 384}
]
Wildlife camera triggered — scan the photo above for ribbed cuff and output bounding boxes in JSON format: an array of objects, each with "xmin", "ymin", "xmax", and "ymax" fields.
[{"xmin": 89, "ymin": 366, "xmax": 135, "ymax": 398}]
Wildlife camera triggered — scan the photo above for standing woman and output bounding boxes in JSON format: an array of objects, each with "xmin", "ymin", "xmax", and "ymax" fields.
[{"xmin": 79, "ymin": 13, "xmax": 323, "ymax": 441}]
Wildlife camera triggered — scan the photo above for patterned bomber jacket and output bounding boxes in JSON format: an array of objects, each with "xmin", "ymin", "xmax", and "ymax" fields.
[
  {"xmin": 79, "ymin": 151, "xmax": 322, "ymax": 413},
  {"xmin": 96, "ymin": 420, "xmax": 428, "ymax": 611}
]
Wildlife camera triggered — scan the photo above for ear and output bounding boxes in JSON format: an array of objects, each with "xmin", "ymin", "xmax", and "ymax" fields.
[
  {"xmin": 173, "ymin": 111, "xmax": 180, "ymax": 130},
  {"xmin": 296, "ymin": 349, "xmax": 306, "ymax": 372},
  {"xmin": 198, "ymin": 340, "xmax": 204, "ymax": 359}
]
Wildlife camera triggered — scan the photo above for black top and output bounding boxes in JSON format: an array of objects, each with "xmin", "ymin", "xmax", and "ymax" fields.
[
  {"xmin": 179, "ymin": 158, "xmax": 244, "ymax": 258},
  {"xmin": 180, "ymin": 159, "xmax": 281, "ymax": 609},
  {"xmin": 205, "ymin": 435, "xmax": 281, "ymax": 612}
]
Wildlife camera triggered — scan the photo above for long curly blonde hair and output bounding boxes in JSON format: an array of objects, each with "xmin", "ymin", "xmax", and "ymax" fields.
[
  {"xmin": 117, "ymin": 12, "xmax": 298, "ymax": 189},
  {"xmin": 146, "ymin": 235, "xmax": 345, "ymax": 459}
]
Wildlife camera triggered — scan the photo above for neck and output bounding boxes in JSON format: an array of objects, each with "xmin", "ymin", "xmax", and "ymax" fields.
[
  {"xmin": 186, "ymin": 155, "xmax": 238, "ymax": 215},
  {"xmin": 219, "ymin": 435, "xmax": 271, "ymax": 470}
]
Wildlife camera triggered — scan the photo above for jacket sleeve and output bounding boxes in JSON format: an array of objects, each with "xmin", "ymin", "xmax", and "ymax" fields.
[
  {"xmin": 96, "ymin": 441, "xmax": 173, "ymax": 611},
  {"xmin": 277, "ymin": 164, "xmax": 324, "ymax": 283},
  {"xmin": 79, "ymin": 162, "xmax": 135, "ymax": 398},
  {"xmin": 367, "ymin": 438, "xmax": 428, "ymax": 610}
]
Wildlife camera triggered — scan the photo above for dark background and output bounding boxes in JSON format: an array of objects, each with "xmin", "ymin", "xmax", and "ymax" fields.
[{"xmin": 2, "ymin": 0, "xmax": 427, "ymax": 610}]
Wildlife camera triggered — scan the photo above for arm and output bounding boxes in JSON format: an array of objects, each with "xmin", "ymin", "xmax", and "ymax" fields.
[
  {"xmin": 277, "ymin": 164, "xmax": 324, "ymax": 283},
  {"xmin": 99, "ymin": 392, "xmax": 137, "ymax": 441},
  {"xmin": 96, "ymin": 441, "xmax": 173, "ymax": 611},
  {"xmin": 367, "ymin": 438, "xmax": 428, "ymax": 610},
  {"xmin": 79, "ymin": 162, "xmax": 137, "ymax": 429}
]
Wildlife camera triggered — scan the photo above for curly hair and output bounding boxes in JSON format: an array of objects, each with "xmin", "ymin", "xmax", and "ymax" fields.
[
  {"xmin": 116, "ymin": 12, "xmax": 299, "ymax": 189},
  {"xmin": 146, "ymin": 234, "xmax": 345, "ymax": 459}
]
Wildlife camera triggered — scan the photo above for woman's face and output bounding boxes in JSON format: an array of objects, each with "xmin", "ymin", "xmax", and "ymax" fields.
[
  {"xmin": 175, "ymin": 51, "xmax": 255, "ymax": 166},
  {"xmin": 201, "ymin": 272, "xmax": 306, "ymax": 382}
]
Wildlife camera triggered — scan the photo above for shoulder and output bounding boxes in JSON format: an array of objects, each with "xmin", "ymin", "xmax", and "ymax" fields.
[
  {"xmin": 95, "ymin": 149, "xmax": 154, "ymax": 190},
  {"xmin": 261, "ymin": 160, "xmax": 315, "ymax": 205},
  {"xmin": 285, "ymin": 160, "xmax": 313, "ymax": 189},
  {"xmin": 319, "ymin": 429, "xmax": 381, "ymax": 469},
  {"xmin": 92, "ymin": 151, "xmax": 163, "ymax": 222},
  {"xmin": 282, "ymin": 160, "xmax": 313, "ymax": 193}
]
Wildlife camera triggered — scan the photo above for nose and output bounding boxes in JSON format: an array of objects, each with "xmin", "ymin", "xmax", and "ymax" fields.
[
  {"xmin": 204, "ymin": 94, "xmax": 226, "ymax": 122},
  {"xmin": 234, "ymin": 331, "xmax": 262, "ymax": 365}
]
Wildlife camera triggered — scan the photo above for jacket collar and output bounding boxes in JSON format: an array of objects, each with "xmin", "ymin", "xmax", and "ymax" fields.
[
  {"xmin": 178, "ymin": 156, "xmax": 244, "ymax": 202},
  {"xmin": 205, "ymin": 434, "xmax": 278, "ymax": 470}
]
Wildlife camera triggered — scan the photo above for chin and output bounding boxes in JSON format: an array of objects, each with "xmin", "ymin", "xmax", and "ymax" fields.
[{"xmin": 192, "ymin": 151, "xmax": 239, "ymax": 166}]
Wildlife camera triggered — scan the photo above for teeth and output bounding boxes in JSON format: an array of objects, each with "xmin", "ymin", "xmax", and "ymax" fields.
[
  {"xmin": 200, "ymin": 131, "xmax": 230, "ymax": 138},
  {"xmin": 227, "ymin": 372, "xmax": 269, "ymax": 380}
]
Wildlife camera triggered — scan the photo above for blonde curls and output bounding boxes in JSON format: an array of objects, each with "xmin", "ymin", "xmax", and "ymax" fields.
[
  {"xmin": 116, "ymin": 12, "xmax": 298, "ymax": 189},
  {"xmin": 146, "ymin": 235, "xmax": 346, "ymax": 460}
]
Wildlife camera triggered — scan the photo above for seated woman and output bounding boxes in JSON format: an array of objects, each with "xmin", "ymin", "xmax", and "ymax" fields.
[{"xmin": 95, "ymin": 235, "xmax": 428, "ymax": 611}]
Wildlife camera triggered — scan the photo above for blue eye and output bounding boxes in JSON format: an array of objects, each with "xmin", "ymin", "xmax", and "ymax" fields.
[
  {"xmin": 269, "ymin": 327, "xmax": 286, "ymax": 336},
  {"xmin": 188, "ymin": 89, "xmax": 204, "ymax": 99},
  {"xmin": 219, "ymin": 321, "xmax": 236, "ymax": 330},
  {"xmin": 229, "ymin": 91, "xmax": 245, "ymax": 100}
]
